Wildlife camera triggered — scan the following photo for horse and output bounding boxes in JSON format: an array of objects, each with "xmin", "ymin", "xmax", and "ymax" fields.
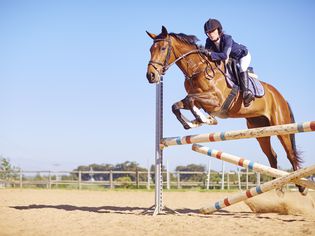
[{"xmin": 146, "ymin": 26, "xmax": 307, "ymax": 195}]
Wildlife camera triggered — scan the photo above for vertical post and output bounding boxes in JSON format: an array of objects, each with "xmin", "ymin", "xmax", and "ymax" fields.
[
  {"xmin": 48, "ymin": 171, "xmax": 51, "ymax": 189},
  {"xmin": 256, "ymin": 172, "xmax": 261, "ymax": 185},
  {"xmin": 221, "ymin": 160, "xmax": 225, "ymax": 190},
  {"xmin": 237, "ymin": 168, "xmax": 241, "ymax": 190},
  {"xmin": 154, "ymin": 78, "xmax": 163, "ymax": 215},
  {"xmin": 110, "ymin": 170, "xmax": 113, "ymax": 189},
  {"xmin": 147, "ymin": 164, "xmax": 150, "ymax": 190},
  {"xmin": 177, "ymin": 171, "xmax": 181, "ymax": 189},
  {"xmin": 227, "ymin": 172, "xmax": 230, "ymax": 190},
  {"xmin": 246, "ymin": 168, "xmax": 249, "ymax": 189},
  {"xmin": 19, "ymin": 169, "xmax": 23, "ymax": 189},
  {"xmin": 166, "ymin": 160, "xmax": 170, "ymax": 190},
  {"xmin": 136, "ymin": 169, "xmax": 139, "ymax": 189},
  {"xmin": 78, "ymin": 171, "xmax": 82, "ymax": 190},
  {"xmin": 206, "ymin": 159, "xmax": 211, "ymax": 190}
]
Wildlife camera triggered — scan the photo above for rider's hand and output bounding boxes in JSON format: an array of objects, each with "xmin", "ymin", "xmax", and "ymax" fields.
[{"xmin": 199, "ymin": 48, "xmax": 211, "ymax": 57}]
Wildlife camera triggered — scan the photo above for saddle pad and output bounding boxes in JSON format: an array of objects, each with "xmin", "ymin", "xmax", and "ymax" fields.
[{"xmin": 226, "ymin": 74, "xmax": 265, "ymax": 98}]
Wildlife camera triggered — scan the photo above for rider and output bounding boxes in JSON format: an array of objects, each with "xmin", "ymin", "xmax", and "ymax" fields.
[{"xmin": 202, "ymin": 18, "xmax": 254, "ymax": 107}]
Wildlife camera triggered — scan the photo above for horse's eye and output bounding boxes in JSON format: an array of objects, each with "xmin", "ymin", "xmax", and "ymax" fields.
[{"xmin": 161, "ymin": 47, "xmax": 166, "ymax": 51}]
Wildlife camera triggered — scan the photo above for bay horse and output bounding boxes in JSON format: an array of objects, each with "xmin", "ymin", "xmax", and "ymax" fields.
[{"xmin": 146, "ymin": 26, "xmax": 307, "ymax": 195}]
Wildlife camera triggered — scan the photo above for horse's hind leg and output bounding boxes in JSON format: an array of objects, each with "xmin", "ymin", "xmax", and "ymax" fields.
[
  {"xmin": 270, "ymin": 101, "xmax": 306, "ymax": 195},
  {"xmin": 246, "ymin": 117, "xmax": 288, "ymax": 194},
  {"xmin": 246, "ymin": 117, "xmax": 278, "ymax": 169},
  {"xmin": 277, "ymin": 134, "xmax": 307, "ymax": 195}
]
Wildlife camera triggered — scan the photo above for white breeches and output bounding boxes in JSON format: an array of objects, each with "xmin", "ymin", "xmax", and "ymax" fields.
[{"xmin": 239, "ymin": 52, "xmax": 251, "ymax": 72}]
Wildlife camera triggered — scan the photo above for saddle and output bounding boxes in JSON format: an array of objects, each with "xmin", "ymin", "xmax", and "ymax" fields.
[{"xmin": 225, "ymin": 59, "xmax": 265, "ymax": 97}]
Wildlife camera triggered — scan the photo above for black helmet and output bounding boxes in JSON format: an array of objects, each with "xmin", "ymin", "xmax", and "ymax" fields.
[{"xmin": 204, "ymin": 19, "xmax": 222, "ymax": 34}]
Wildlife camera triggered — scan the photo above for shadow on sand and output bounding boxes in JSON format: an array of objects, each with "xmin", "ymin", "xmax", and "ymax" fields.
[{"xmin": 10, "ymin": 204, "xmax": 306, "ymax": 222}]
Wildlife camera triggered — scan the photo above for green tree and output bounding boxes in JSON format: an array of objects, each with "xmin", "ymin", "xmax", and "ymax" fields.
[
  {"xmin": 73, "ymin": 161, "xmax": 148, "ymax": 182},
  {"xmin": 113, "ymin": 161, "xmax": 147, "ymax": 181},
  {"xmin": 175, "ymin": 164, "xmax": 206, "ymax": 182},
  {"xmin": 0, "ymin": 156, "xmax": 20, "ymax": 185}
]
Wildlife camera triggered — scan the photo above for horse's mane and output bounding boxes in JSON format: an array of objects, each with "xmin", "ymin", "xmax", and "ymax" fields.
[
  {"xmin": 169, "ymin": 33, "xmax": 199, "ymax": 46},
  {"xmin": 156, "ymin": 32, "xmax": 199, "ymax": 46}
]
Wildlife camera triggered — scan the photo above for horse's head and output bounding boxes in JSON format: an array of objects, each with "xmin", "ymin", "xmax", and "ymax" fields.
[{"xmin": 146, "ymin": 26, "xmax": 172, "ymax": 84}]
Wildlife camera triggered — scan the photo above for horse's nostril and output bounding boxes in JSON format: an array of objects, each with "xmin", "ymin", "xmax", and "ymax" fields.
[
  {"xmin": 146, "ymin": 71, "xmax": 158, "ymax": 83},
  {"xmin": 147, "ymin": 72, "xmax": 154, "ymax": 80}
]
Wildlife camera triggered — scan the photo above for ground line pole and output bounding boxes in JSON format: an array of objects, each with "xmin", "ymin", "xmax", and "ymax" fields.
[{"xmin": 154, "ymin": 77, "xmax": 163, "ymax": 215}]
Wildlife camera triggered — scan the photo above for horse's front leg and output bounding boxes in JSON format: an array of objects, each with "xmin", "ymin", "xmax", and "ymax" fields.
[
  {"xmin": 185, "ymin": 92, "xmax": 219, "ymax": 126},
  {"xmin": 172, "ymin": 99, "xmax": 202, "ymax": 130}
]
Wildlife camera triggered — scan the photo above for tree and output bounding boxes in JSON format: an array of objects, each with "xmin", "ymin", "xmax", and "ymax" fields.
[
  {"xmin": 175, "ymin": 164, "xmax": 206, "ymax": 182},
  {"xmin": 73, "ymin": 161, "xmax": 148, "ymax": 181},
  {"xmin": 113, "ymin": 161, "xmax": 147, "ymax": 181},
  {"xmin": 0, "ymin": 156, "xmax": 20, "ymax": 186}
]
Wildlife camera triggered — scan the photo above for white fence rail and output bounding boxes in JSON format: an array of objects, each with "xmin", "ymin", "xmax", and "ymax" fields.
[{"xmin": 0, "ymin": 169, "xmax": 304, "ymax": 190}]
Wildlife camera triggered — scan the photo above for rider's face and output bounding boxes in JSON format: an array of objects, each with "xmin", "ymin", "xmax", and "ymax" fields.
[{"xmin": 207, "ymin": 29, "xmax": 220, "ymax": 41}]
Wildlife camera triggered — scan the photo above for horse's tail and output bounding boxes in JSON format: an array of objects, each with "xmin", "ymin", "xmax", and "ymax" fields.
[{"xmin": 287, "ymin": 102, "xmax": 303, "ymax": 168}]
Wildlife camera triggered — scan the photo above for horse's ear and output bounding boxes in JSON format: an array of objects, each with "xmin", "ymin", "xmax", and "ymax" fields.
[
  {"xmin": 161, "ymin": 26, "xmax": 168, "ymax": 36},
  {"xmin": 146, "ymin": 31, "xmax": 157, "ymax": 40}
]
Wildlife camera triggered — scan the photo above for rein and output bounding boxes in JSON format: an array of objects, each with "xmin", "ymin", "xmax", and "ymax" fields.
[{"xmin": 164, "ymin": 49, "xmax": 201, "ymax": 71}]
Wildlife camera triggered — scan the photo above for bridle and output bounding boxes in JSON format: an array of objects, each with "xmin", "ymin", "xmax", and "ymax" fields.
[
  {"xmin": 148, "ymin": 38, "xmax": 173, "ymax": 76},
  {"xmin": 148, "ymin": 37, "xmax": 201, "ymax": 77}
]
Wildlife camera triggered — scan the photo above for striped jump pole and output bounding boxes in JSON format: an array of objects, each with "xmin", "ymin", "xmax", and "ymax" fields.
[
  {"xmin": 199, "ymin": 163, "xmax": 315, "ymax": 214},
  {"xmin": 161, "ymin": 121, "xmax": 315, "ymax": 148},
  {"xmin": 192, "ymin": 144, "xmax": 315, "ymax": 190}
]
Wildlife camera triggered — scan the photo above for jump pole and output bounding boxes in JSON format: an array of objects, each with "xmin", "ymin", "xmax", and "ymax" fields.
[
  {"xmin": 161, "ymin": 121, "xmax": 315, "ymax": 148},
  {"xmin": 192, "ymin": 144, "xmax": 315, "ymax": 190},
  {"xmin": 199, "ymin": 163, "xmax": 315, "ymax": 214}
]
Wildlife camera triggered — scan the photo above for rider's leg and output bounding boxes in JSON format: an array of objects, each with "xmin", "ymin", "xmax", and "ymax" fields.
[{"xmin": 239, "ymin": 52, "xmax": 254, "ymax": 107}]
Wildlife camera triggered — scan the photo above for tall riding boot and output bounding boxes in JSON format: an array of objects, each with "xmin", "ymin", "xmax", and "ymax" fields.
[{"xmin": 240, "ymin": 71, "xmax": 255, "ymax": 107}]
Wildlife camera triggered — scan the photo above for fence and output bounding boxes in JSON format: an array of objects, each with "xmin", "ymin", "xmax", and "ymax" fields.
[{"xmin": 0, "ymin": 169, "xmax": 301, "ymax": 190}]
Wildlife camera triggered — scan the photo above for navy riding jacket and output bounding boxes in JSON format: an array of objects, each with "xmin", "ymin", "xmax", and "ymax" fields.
[{"xmin": 205, "ymin": 34, "xmax": 248, "ymax": 61}]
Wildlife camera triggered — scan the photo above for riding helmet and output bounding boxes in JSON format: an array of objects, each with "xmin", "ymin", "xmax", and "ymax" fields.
[{"xmin": 204, "ymin": 19, "xmax": 222, "ymax": 34}]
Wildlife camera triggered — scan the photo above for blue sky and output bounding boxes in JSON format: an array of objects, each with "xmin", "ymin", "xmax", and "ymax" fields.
[{"xmin": 0, "ymin": 0, "xmax": 314, "ymax": 171}]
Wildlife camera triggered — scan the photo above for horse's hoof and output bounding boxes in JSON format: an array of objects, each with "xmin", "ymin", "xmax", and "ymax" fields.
[
  {"xmin": 211, "ymin": 119, "xmax": 218, "ymax": 125},
  {"xmin": 299, "ymin": 186, "xmax": 308, "ymax": 196},
  {"xmin": 207, "ymin": 115, "xmax": 218, "ymax": 125},
  {"xmin": 183, "ymin": 124, "xmax": 191, "ymax": 130}
]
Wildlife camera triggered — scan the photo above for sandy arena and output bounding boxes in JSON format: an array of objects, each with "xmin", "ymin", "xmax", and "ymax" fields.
[{"xmin": 0, "ymin": 189, "xmax": 314, "ymax": 236}]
